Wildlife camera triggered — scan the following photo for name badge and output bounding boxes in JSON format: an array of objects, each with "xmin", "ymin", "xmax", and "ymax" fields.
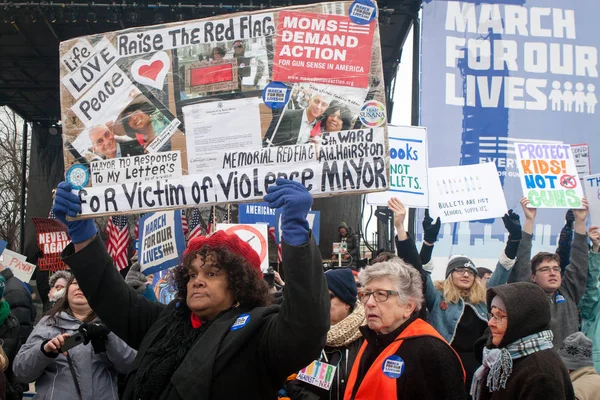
[
  {"xmin": 297, "ymin": 360, "xmax": 337, "ymax": 390},
  {"xmin": 230, "ymin": 313, "xmax": 251, "ymax": 331},
  {"xmin": 382, "ymin": 355, "xmax": 404, "ymax": 379}
]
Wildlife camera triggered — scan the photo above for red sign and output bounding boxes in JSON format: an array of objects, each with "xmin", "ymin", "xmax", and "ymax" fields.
[
  {"xmin": 272, "ymin": 11, "xmax": 375, "ymax": 88},
  {"xmin": 32, "ymin": 218, "xmax": 71, "ymax": 272},
  {"xmin": 190, "ymin": 64, "xmax": 234, "ymax": 86}
]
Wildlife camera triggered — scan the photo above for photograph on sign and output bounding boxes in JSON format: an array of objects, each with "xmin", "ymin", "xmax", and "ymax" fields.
[
  {"xmin": 514, "ymin": 142, "xmax": 584, "ymax": 209},
  {"xmin": 367, "ymin": 125, "xmax": 428, "ymax": 208},
  {"xmin": 138, "ymin": 210, "xmax": 186, "ymax": 275},
  {"xmin": 216, "ymin": 223, "xmax": 269, "ymax": 272},
  {"xmin": 427, "ymin": 162, "xmax": 508, "ymax": 224},
  {"xmin": 58, "ymin": 1, "xmax": 389, "ymax": 217}
]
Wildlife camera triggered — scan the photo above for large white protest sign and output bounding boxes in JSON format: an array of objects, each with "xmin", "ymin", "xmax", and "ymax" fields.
[
  {"xmin": 138, "ymin": 210, "xmax": 186, "ymax": 275},
  {"xmin": 515, "ymin": 142, "xmax": 584, "ymax": 209},
  {"xmin": 428, "ymin": 163, "xmax": 507, "ymax": 223},
  {"xmin": 1, "ymin": 250, "xmax": 35, "ymax": 283},
  {"xmin": 216, "ymin": 223, "xmax": 269, "ymax": 272},
  {"xmin": 367, "ymin": 125, "xmax": 428, "ymax": 207},
  {"xmin": 583, "ymin": 173, "xmax": 600, "ymax": 227}
]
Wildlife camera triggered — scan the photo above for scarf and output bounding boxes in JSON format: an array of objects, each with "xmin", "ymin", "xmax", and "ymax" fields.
[
  {"xmin": 470, "ymin": 330, "xmax": 554, "ymax": 400},
  {"xmin": 0, "ymin": 301, "xmax": 10, "ymax": 326},
  {"xmin": 327, "ymin": 301, "xmax": 365, "ymax": 348}
]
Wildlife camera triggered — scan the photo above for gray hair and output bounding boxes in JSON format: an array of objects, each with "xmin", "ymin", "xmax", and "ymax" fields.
[
  {"xmin": 49, "ymin": 270, "xmax": 72, "ymax": 288},
  {"xmin": 358, "ymin": 257, "xmax": 423, "ymax": 311}
]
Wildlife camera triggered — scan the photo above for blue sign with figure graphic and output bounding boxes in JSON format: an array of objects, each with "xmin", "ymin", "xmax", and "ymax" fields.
[{"xmin": 420, "ymin": 1, "xmax": 599, "ymax": 260}]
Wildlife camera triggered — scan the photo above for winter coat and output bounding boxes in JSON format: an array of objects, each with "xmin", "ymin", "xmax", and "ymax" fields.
[
  {"xmin": 569, "ymin": 367, "xmax": 600, "ymax": 400},
  {"xmin": 0, "ymin": 269, "xmax": 35, "ymax": 343},
  {"xmin": 579, "ymin": 250, "xmax": 600, "ymax": 373},
  {"xmin": 338, "ymin": 228, "xmax": 359, "ymax": 262},
  {"xmin": 479, "ymin": 283, "xmax": 574, "ymax": 400},
  {"xmin": 12, "ymin": 312, "xmax": 137, "ymax": 400},
  {"xmin": 509, "ymin": 231, "xmax": 588, "ymax": 346},
  {"xmin": 62, "ymin": 234, "xmax": 329, "ymax": 400},
  {"xmin": 0, "ymin": 312, "xmax": 26, "ymax": 400}
]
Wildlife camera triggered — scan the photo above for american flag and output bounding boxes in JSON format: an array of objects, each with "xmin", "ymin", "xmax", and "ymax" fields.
[
  {"xmin": 187, "ymin": 208, "xmax": 203, "ymax": 241},
  {"xmin": 181, "ymin": 211, "xmax": 189, "ymax": 236},
  {"xmin": 268, "ymin": 226, "xmax": 283, "ymax": 264},
  {"xmin": 106, "ymin": 215, "xmax": 130, "ymax": 270},
  {"xmin": 206, "ymin": 207, "xmax": 215, "ymax": 235}
]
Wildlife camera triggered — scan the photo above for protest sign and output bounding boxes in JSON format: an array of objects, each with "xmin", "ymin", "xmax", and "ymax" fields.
[
  {"xmin": 138, "ymin": 210, "xmax": 186, "ymax": 275},
  {"xmin": 428, "ymin": 162, "xmax": 507, "ymax": 223},
  {"xmin": 216, "ymin": 223, "xmax": 269, "ymax": 272},
  {"xmin": 273, "ymin": 209, "xmax": 321, "ymax": 245},
  {"xmin": 571, "ymin": 144, "xmax": 591, "ymax": 179},
  {"xmin": 515, "ymin": 142, "xmax": 584, "ymax": 209},
  {"xmin": 297, "ymin": 360, "xmax": 338, "ymax": 390},
  {"xmin": 366, "ymin": 125, "xmax": 428, "ymax": 207},
  {"xmin": 1, "ymin": 250, "xmax": 35, "ymax": 283},
  {"xmin": 32, "ymin": 218, "xmax": 70, "ymax": 271},
  {"xmin": 238, "ymin": 202, "xmax": 277, "ymax": 225},
  {"xmin": 59, "ymin": 1, "xmax": 388, "ymax": 218},
  {"xmin": 583, "ymin": 173, "xmax": 600, "ymax": 226}
]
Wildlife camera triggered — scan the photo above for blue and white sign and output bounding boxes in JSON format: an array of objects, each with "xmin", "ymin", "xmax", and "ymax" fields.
[
  {"xmin": 274, "ymin": 209, "xmax": 320, "ymax": 245},
  {"xmin": 138, "ymin": 210, "xmax": 186, "ymax": 275},
  {"xmin": 421, "ymin": 0, "xmax": 600, "ymax": 261}
]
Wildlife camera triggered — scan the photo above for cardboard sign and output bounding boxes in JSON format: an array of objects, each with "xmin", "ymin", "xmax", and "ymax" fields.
[
  {"xmin": 59, "ymin": 1, "xmax": 388, "ymax": 217},
  {"xmin": 428, "ymin": 162, "xmax": 508, "ymax": 223},
  {"xmin": 571, "ymin": 144, "xmax": 591, "ymax": 179},
  {"xmin": 297, "ymin": 360, "xmax": 337, "ymax": 391},
  {"xmin": 366, "ymin": 125, "xmax": 428, "ymax": 207},
  {"xmin": 90, "ymin": 151, "xmax": 183, "ymax": 186},
  {"xmin": 515, "ymin": 142, "xmax": 584, "ymax": 209},
  {"xmin": 216, "ymin": 223, "xmax": 269, "ymax": 272},
  {"xmin": 1, "ymin": 250, "xmax": 35, "ymax": 283},
  {"xmin": 138, "ymin": 210, "xmax": 186, "ymax": 275},
  {"xmin": 583, "ymin": 173, "xmax": 600, "ymax": 226}
]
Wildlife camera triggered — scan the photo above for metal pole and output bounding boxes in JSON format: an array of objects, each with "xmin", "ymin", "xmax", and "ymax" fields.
[
  {"xmin": 407, "ymin": 16, "xmax": 421, "ymax": 240},
  {"xmin": 19, "ymin": 120, "xmax": 28, "ymax": 254}
]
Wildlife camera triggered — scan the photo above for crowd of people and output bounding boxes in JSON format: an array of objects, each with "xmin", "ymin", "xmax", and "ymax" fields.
[{"xmin": 0, "ymin": 180, "xmax": 598, "ymax": 399}]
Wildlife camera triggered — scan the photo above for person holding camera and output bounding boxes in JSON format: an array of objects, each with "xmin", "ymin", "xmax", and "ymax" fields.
[{"xmin": 12, "ymin": 276, "xmax": 136, "ymax": 399}]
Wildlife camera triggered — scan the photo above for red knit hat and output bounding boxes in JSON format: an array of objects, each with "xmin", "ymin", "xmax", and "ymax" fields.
[{"xmin": 183, "ymin": 230, "xmax": 262, "ymax": 273}]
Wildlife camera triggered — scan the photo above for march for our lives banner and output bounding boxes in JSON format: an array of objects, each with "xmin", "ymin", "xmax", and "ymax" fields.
[
  {"xmin": 421, "ymin": 0, "xmax": 599, "ymax": 265},
  {"xmin": 138, "ymin": 210, "xmax": 186, "ymax": 275}
]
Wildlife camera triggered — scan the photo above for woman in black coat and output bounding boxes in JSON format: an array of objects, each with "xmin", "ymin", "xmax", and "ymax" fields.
[
  {"xmin": 471, "ymin": 282, "xmax": 575, "ymax": 400},
  {"xmin": 52, "ymin": 178, "xmax": 329, "ymax": 400}
]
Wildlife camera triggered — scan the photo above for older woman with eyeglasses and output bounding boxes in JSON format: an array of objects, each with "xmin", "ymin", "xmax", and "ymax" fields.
[{"xmin": 344, "ymin": 258, "xmax": 466, "ymax": 400}]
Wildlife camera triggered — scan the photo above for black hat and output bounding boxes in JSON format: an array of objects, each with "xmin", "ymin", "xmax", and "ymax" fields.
[
  {"xmin": 445, "ymin": 256, "xmax": 477, "ymax": 279},
  {"xmin": 325, "ymin": 268, "xmax": 357, "ymax": 306}
]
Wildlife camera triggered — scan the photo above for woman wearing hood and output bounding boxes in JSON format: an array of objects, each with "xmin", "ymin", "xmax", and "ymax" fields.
[{"xmin": 471, "ymin": 282, "xmax": 574, "ymax": 400}]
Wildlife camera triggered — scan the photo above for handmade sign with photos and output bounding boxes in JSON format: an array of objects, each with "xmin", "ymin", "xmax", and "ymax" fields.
[{"xmin": 59, "ymin": 1, "xmax": 389, "ymax": 217}]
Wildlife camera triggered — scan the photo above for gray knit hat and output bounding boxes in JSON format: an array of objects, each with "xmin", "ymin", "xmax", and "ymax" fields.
[
  {"xmin": 49, "ymin": 270, "xmax": 72, "ymax": 288},
  {"xmin": 558, "ymin": 332, "xmax": 594, "ymax": 370},
  {"xmin": 445, "ymin": 256, "xmax": 477, "ymax": 279}
]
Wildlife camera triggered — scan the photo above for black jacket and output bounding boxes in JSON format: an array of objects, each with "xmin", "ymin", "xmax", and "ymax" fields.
[
  {"xmin": 339, "ymin": 228, "xmax": 359, "ymax": 263},
  {"xmin": 0, "ymin": 269, "xmax": 35, "ymax": 343},
  {"xmin": 350, "ymin": 316, "xmax": 467, "ymax": 400},
  {"xmin": 286, "ymin": 338, "xmax": 364, "ymax": 400},
  {"xmin": 478, "ymin": 283, "xmax": 574, "ymax": 400},
  {"xmin": 63, "ymin": 233, "xmax": 329, "ymax": 400},
  {"xmin": 394, "ymin": 235, "xmax": 430, "ymax": 320},
  {"xmin": 0, "ymin": 313, "xmax": 26, "ymax": 400}
]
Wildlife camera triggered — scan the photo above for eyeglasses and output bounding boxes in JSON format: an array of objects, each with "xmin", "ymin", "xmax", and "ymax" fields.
[
  {"xmin": 358, "ymin": 290, "xmax": 399, "ymax": 304},
  {"xmin": 487, "ymin": 313, "xmax": 507, "ymax": 323},
  {"xmin": 453, "ymin": 268, "xmax": 475, "ymax": 276},
  {"xmin": 536, "ymin": 266, "xmax": 561, "ymax": 274}
]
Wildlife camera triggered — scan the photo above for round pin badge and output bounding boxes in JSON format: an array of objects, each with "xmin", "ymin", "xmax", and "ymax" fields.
[
  {"xmin": 555, "ymin": 294, "xmax": 566, "ymax": 303},
  {"xmin": 382, "ymin": 355, "xmax": 405, "ymax": 379},
  {"xmin": 66, "ymin": 164, "xmax": 90, "ymax": 190},
  {"xmin": 262, "ymin": 82, "xmax": 291, "ymax": 110},
  {"xmin": 349, "ymin": 0, "xmax": 377, "ymax": 25},
  {"xmin": 359, "ymin": 100, "xmax": 387, "ymax": 127}
]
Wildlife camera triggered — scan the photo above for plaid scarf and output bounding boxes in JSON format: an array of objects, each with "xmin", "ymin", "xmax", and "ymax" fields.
[{"xmin": 470, "ymin": 330, "xmax": 554, "ymax": 400}]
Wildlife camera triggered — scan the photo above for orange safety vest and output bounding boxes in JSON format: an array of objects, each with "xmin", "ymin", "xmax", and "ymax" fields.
[{"xmin": 344, "ymin": 318, "xmax": 465, "ymax": 400}]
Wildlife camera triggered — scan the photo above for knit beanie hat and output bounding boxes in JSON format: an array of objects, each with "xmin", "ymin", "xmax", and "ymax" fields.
[
  {"xmin": 325, "ymin": 268, "xmax": 357, "ymax": 306},
  {"xmin": 445, "ymin": 255, "xmax": 477, "ymax": 278},
  {"xmin": 338, "ymin": 222, "xmax": 349, "ymax": 230},
  {"xmin": 184, "ymin": 230, "xmax": 262, "ymax": 273},
  {"xmin": 0, "ymin": 276, "xmax": 5, "ymax": 299},
  {"xmin": 490, "ymin": 295, "xmax": 506, "ymax": 312},
  {"xmin": 558, "ymin": 332, "xmax": 594, "ymax": 370}
]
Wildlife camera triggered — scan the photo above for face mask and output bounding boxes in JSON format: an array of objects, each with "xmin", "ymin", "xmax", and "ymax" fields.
[{"xmin": 50, "ymin": 288, "xmax": 66, "ymax": 302}]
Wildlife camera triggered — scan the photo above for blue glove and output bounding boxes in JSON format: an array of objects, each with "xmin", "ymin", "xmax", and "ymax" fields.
[
  {"xmin": 264, "ymin": 178, "xmax": 312, "ymax": 246},
  {"xmin": 52, "ymin": 182, "xmax": 97, "ymax": 243}
]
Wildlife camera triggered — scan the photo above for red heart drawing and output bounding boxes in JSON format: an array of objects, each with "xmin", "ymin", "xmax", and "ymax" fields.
[{"xmin": 138, "ymin": 60, "xmax": 164, "ymax": 82}]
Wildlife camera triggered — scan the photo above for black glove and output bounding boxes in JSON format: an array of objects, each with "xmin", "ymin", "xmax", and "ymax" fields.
[
  {"xmin": 502, "ymin": 209, "xmax": 522, "ymax": 241},
  {"xmin": 565, "ymin": 209, "xmax": 575, "ymax": 229},
  {"xmin": 422, "ymin": 209, "xmax": 441, "ymax": 244},
  {"xmin": 79, "ymin": 322, "xmax": 110, "ymax": 353}
]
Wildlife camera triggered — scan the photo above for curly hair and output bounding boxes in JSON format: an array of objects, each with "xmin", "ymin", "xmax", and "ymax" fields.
[{"xmin": 171, "ymin": 245, "xmax": 271, "ymax": 309}]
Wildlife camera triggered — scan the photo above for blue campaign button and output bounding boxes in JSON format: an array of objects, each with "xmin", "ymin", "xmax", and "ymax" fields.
[
  {"xmin": 382, "ymin": 355, "xmax": 404, "ymax": 379},
  {"xmin": 262, "ymin": 82, "xmax": 291, "ymax": 110},
  {"xmin": 349, "ymin": 0, "xmax": 377, "ymax": 25},
  {"xmin": 66, "ymin": 164, "xmax": 90, "ymax": 190},
  {"xmin": 230, "ymin": 313, "xmax": 251, "ymax": 331},
  {"xmin": 555, "ymin": 294, "xmax": 566, "ymax": 303}
]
